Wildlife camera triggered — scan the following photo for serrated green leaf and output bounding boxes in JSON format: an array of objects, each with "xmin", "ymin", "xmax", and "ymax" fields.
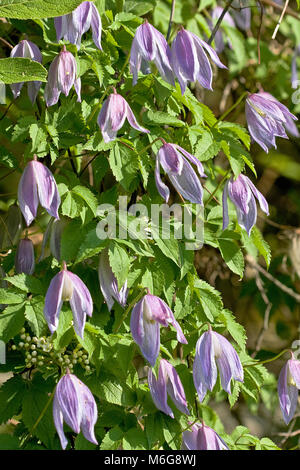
[
  {"xmin": 0, "ymin": 58, "xmax": 47, "ymax": 84},
  {"xmin": 0, "ymin": 0, "xmax": 84, "ymax": 19}
]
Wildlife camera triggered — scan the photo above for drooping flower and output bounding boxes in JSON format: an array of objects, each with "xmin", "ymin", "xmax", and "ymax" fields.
[
  {"xmin": 222, "ymin": 173, "xmax": 269, "ymax": 236},
  {"xmin": 148, "ymin": 359, "xmax": 189, "ymax": 418},
  {"xmin": 44, "ymin": 262, "xmax": 93, "ymax": 338},
  {"xmin": 278, "ymin": 353, "xmax": 300, "ymax": 425},
  {"xmin": 15, "ymin": 237, "xmax": 35, "ymax": 275},
  {"xmin": 54, "ymin": 1, "xmax": 102, "ymax": 50},
  {"xmin": 97, "ymin": 89, "xmax": 149, "ymax": 142},
  {"xmin": 130, "ymin": 293, "xmax": 187, "ymax": 367},
  {"xmin": 53, "ymin": 370, "xmax": 98, "ymax": 449},
  {"xmin": 130, "ymin": 20, "xmax": 174, "ymax": 86},
  {"xmin": 292, "ymin": 44, "xmax": 300, "ymax": 89},
  {"xmin": 182, "ymin": 422, "xmax": 229, "ymax": 450},
  {"xmin": 193, "ymin": 328, "xmax": 243, "ymax": 402},
  {"xmin": 98, "ymin": 248, "xmax": 128, "ymax": 311},
  {"xmin": 44, "ymin": 46, "xmax": 81, "ymax": 107},
  {"xmin": 245, "ymin": 91, "xmax": 298, "ymax": 152},
  {"xmin": 231, "ymin": 0, "xmax": 251, "ymax": 31},
  {"xmin": 171, "ymin": 27, "xmax": 226, "ymax": 95},
  {"xmin": 10, "ymin": 40, "xmax": 43, "ymax": 104},
  {"xmin": 18, "ymin": 157, "xmax": 61, "ymax": 227},
  {"xmin": 210, "ymin": 7, "xmax": 235, "ymax": 54},
  {"xmin": 155, "ymin": 141, "xmax": 207, "ymax": 204}
]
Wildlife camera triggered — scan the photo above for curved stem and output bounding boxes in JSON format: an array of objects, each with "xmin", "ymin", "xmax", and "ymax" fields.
[
  {"xmin": 204, "ymin": 170, "xmax": 229, "ymax": 206},
  {"xmin": 244, "ymin": 349, "xmax": 291, "ymax": 367},
  {"xmin": 207, "ymin": 0, "xmax": 234, "ymax": 45},
  {"xmin": 166, "ymin": 0, "xmax": 176, "ymax": 42},
  {"xmin": 214, "ymin": 91, "xmax": 248, "ymax": 125}
]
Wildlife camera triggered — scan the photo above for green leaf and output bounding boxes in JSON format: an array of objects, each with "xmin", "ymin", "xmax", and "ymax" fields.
[
  {"xmin": 108, "ymin": 242, "xmax": 130, "ymax": 289},
  {"xmin": 123, "ymin": 427, "xmax": 148, "ymax": 450},
  {"xmin": 0, "ymin": 303, "xmax": 25, "ymax": 341},
  {"xmin": 251, "ymin": 226, "xmax": 271, "ymax": 268},
  {"xmin": 25, "ymin": 298, "xmax": 48, "ymax": 337},
  {"xmin": 109, "ymin": 143, "xmax": 139, "ymax": 191},
  {"xmin": 218, "ymin": 236, "xmax": 244, "ymax": 277},
  {"xmin": 193, "ymin": 278, "xmax": 223, "ymax": 321},
  {"xmin": 0, "ymin": 0, "xmax": 84, "ymax": 19},
  {"xmin": 0, "ymin": 288, "xmax": 26, "ymax": 304},
  {"xmin": 100, "ymin": 426, "xmax": 123, "ymax": 450},
  {"xmin": 143, "ymin": 110, "xmax": 184, "ymax": 127},
  {"xmin": 87, "ymin": 371, "xmax": 136, "ymax": 406},
  {"xmin": 0, "ymin": 58, "xmax": 47, "ymax": 84},
  {"xmin": 0, "ymin": 375, "xmax": 26, "ymax": 424},
  {"xmin": 5, "ymin": 274, "xmax": 45, "ymax": 295},
  {"xmin": 218, "ymin": 309, "xmax": 247, "ymax": 350},
  {"xmin": 71, "ymin": 185, "xmax": 98, "ymax": 217}
]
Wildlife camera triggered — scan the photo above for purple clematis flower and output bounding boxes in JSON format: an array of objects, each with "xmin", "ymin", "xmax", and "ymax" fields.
[
  {"xmin": 130, "ymin": 293, "xmax": 187, "ymax": 367},
  {"xmin": 18, "ymin": 156, "xmax": 61, "ymax": 227},
  {"xmin": 232, "ymin": 0, "xmax": 251, "ymax": 31},
  {"xmin": 54, "ymin": 1, "xmax": 102, "ymax": 50},
  {"xmin": 44, "ymin": 262, "xmax": 93, "ymax": 339},
  {"xmin": 10, "ymin": 40, "xmax": 42, "ymax": 104},
  {"xmin": 278, "ymin": 353, "xmax": 300, "ymax": 425},
  {"xmin": 155, "ymin": 141, "xmax": 207, "ymax": 204},
  {"xmin": 193, "ymin": 328, "xmax": 244, "ymax": 402},
  {"xmin": 171, "ymin": 27, "xmax": 227, "ymax": 95},
  {"xmin": 222, "ymin": 173, "xmax": 269, "ymax": 236},
  {"xmin": 44, "ymin": 46, "xmax": 81, "ymax": 107},
  {"xmin": 245, "ymin": 91, "xmax": 298, "ymax": 152},
  {"xmin": 130, "ymin": 20, "xmax": 174, "ymax": 86},
  {"xmin": 148, "ymin": 359, "xmax": 189, "ymax": 418},
  {"xmin": 15, "ymin": 237, "xmax": 35, "ymax": 275},
  {"xmin": 182, "ymin": 422, "xmax": 229, "ymax": 450},
  {"xmin": 53, "ymin": 370, "xmax": 98, "ymax": 449},
  {"xmin": 98, "ymin": 247, "xmax": 128, "ymax": 311},
  {"xmin": 97, "ymin": 89, "xmax": 149, "ymax": 142},
  {"xmin": 210, "ymin": 7, "xmax": 235, "ymax": 54}
]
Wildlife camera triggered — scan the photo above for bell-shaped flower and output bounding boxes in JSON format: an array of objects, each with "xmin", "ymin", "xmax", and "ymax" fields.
[
  {"xmin": 54, "ymin": 1, "xmax": 102, "ymax": 50},
  {"xmin": 98, "ymin": 248, "xmax": 128, "ymax": 311},
  {"xmin": 245, "ymin": 91, "xmax": 298, "ymax": 152},
  {"xmin": 53, "ymin": 370, "xmax": 98, "ymax": 449},
  {"xmin": 222, "ymin": 173, "xmax": 269, "ymax": 236},
  {"xmin": 155, "ymin": 141, "xmax": 207, "ymax": 204},
  {"xmin": 292, "ymin": 44, "xmax": 300, "ymax": 89},
  {"xmin": 130, "ymin": 20, "xmax": 174, "ymax": 86},
  {"xmin": 15, "ymin": 237, "xmax": 35, "ymax": 275},
  {"xmin": 171, "ymin": 27, "xmax": 226, "ymax": 95},
  {"xmin": 278, "ymin": 353, "xmax": 300, "ymax": 425},
  {"xmin": 182, "ymin": 422, "xmax": 229, "ymax": 450},
  {"xmin": 44, "ymin": 46, "xmax": 81, "ymax": 107},
  {"xmin": 193, "ymin": 328, "xmax": 243, "ymax": 402},
  {"xmin": 148, "ymin": 359, "xmax": 189, "ymax": 418},
  {"xmin": 10, "ymin": 40, "xmax": 42, "ymax": 104},
  {"xmin": 210, "ymin": 7, "xmax": 235, "ymax": 54},
  {"xmin": 130, "ymin": 293, "xmax": 187, "ymax": 367},
  {"xmin": 232, "ymin": 0, "xmax": 251, "ymax": 31},
  {"xmin": 44, "ymin": 262, "xmax": 93, "ymax": 339},
  {"xmin": 18, "ymin": 157, "xmax": 61, "ymax": 227},
  {"xmin": 97, "ymin": 89, "xmax": 149, "ymax": 143}
]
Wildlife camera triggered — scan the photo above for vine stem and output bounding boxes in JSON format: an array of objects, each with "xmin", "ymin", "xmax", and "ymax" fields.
[
  {"xmin": 207, "ymin": 0, "xmax": 235, "ymax": 45},
  {"xmin": 214, "ymin": 91, "xmax": 248, "ymax": 125},
  {"xmin": 204, "ymin": 170, "xmax": 229, "ymax": 206},
  {"xmin": 243, "ymin": 348, "xmax": 291, "ymax": 367},
  {"xmin": 113, "ymin": 288, "xmax": 148, "ymax": 333},
  {"xmin": 166, "ymin": 0, "xmax": 176, "ymax": 42},
  {"xmin": 272, "ymin": 0, "xmax": 290, "ymax": 39}
]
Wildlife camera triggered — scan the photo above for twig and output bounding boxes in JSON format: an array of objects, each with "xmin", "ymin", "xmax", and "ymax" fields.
[
  {"xmin": 207, "ymin": 0, "xmax": 235, "ymax": 45},
  {"xmin": 247, "ymin": 256, "xmax": 300, "ymax": 303},
  {"xmin": 204, "ymin": 171, "xmax": 229, "ymax": 206},
  {"xmin": 78, "ymin": 152, "xmax": 100, "ymax": 178},
  {"xmin": 272, "ymin": 0, "xmax": 290, "ymax": 39},
  {"xmin": 0, "ymin": 37, "xmax": 13, "ymax": 49},
  {"xmin": 257, "ymin": 1, "xmax": 263, "ymax": 64},
  {"xmin": 251, "ymin": 272, "xmax": 272, "ymax": 358},
  {"xmin": 166, "ymin": 0, "xmax": 176, "ymax": 42}
]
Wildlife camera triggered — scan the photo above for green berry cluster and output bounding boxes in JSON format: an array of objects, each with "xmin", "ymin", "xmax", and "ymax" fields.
[{"xmin": 12, "ymin": 328, "xmax": 92, "ymax": 374}]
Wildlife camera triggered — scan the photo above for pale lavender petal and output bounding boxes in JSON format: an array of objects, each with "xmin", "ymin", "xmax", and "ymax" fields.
[
  {"xmin": 278, "ymin": 362, "xmax": 298, "ymax": 425},
  {"xmin": 90, "ymin": 2, "xmax": 102, "ymax": 50},
  {"xmin": 228, "ymin": 175, "xmax": 251, "ymax": 214},
  {"xmin": 158, "ymin": 143, "xmax": 183, "ymax": 175},
  {"xmin": 44, "ymin": 54, "xmax": 60, "ymax": 107},
  {"xmin": 182, "ymin": 425, "xmax": 199, "ymax": 450},
  {"xmin": 57, "ymin": 50, "xmax": 76, "ymax": 96},
  {"xmin": 161, "ymin": 359, "xmax": 189, "ymax": 415},
  {"xmin": 198, "ymin": 424, "xmax": 229, "ymax": 450},
  {"xmin": 32, "ymin": 161, "xmax": 61, "ymax": 220},
  {"xmin": 130, "ymin": 37, "xmax": 142, "ymax": 86},
  {"xmin": 53, "ymin": 393, "xmax": 68, "ymax": 449},
  {"xmin": 15, "ymin": 238, "xmax": 35, "ymax": 275},
  {"xmin": 78, "ymin": 380, "xmax": 98, "ymax": 445},
  {"xmin": 125, "ymin": 101, "xmax": 150, "ymax": 134},
  {"xmin": 214, "ymin": 332, "xmax": 244, "ymax": 394},
  {"xmin": 44, "ymin": 270, "xmax": 64, "ymax": 334},
  {"xmin": 222, "ymin": 180, "xmax": 229, "ymax": 230},
  {"xmin": 244, "ymin": 175, "xmax": 269, "ymax": 215},
  {"xmin": 134, "ymin": 22, "xmax": 156, "ymax": 62},
  {"xmin": 155, "ymin": 155, "xmax": 170, "ymax": 202},
  {"xmin": 10, "ymin": 83, "xmax": 23, "ymax": 99},
  {"xmin": 168, "ymin": 157, "xmax": 204, "ymax": 204},
  {"xmin": 55, "ymin": 374, "xmax": 82, "ymax": 433},
  {"xmin": 197, "ymin": 37, "xmax": 227, "ymax": 69},
  {"xmin": 197, "ymin": 331, "xmax": 218, "ymax": 392},
  {"xmin": 18, "ymin": 162, "xmax": 39, "ymax": 226},
  {"xmin": 175, "ymin": 145, "xmax": 207, "ymax": 177},
  {"xmin": 236, "ymin": 192, "xmax": 257, "ymax": 235},
  {"xmin": 289, "ymin": 359, "xmax": 300, "ymax": 388},
  {"xmin": 148, "ymin": 367, "xmax": 173, "ymax": 417}
]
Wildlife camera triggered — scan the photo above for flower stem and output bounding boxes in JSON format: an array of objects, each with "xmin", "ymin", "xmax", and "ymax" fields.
[
  {"xmin": 204, "ymin": 170, "xmax": 229, "ymax": 206},
  {"xmin": 214, "ymin": 91, "xmax": 248, "ymax": 125},
  {"xmin": 113, "ymin": 288, "xmax": 148, "ymax": 333},
  {"xmin": 207, "ymin": 0, "xmax": 234, "ymax": 45},
  {"xmin": 244, "ymin": 349, "xmax": 291, "ymax": 368},
  {"xmin": 166, "ymin": 0, "xmax": 176, "ymax": 42}
]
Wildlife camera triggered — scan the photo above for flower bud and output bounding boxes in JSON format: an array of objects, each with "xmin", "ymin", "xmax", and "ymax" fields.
[{"xmin": 15, "ymin": 237, "xmax": 35, "ymax": 275}]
